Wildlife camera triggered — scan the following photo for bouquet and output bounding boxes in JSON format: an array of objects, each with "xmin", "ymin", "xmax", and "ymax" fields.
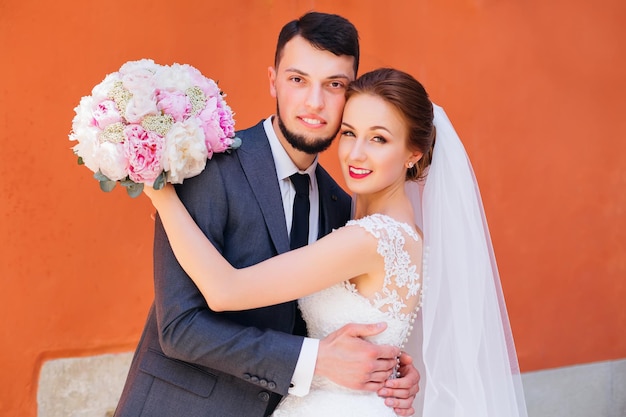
[{"xmin": 69, "ymin": 59, "xmax": 241, "ymax": 197}]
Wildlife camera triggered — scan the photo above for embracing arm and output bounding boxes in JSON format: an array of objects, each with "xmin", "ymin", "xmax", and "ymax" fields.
[
  {"xmin": 145, "ymin": 184, "xmax": 377, "ymax": 312},
  {"xmin": 147, "ymin": 180, "xmax": 421, "ymax": 407},
  {"xmin": 149, "ymin": 157, "xmax": 305, "ymax": 395}
]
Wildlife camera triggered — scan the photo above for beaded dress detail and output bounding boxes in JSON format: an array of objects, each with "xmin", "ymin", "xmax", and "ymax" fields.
[{"xmin": 272, "ymin": 213, "xmax": 423, "ymax": 417}]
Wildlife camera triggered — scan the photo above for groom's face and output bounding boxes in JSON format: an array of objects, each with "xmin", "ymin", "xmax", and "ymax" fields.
[{"xmin": 269, "ymin": 35, "xmax": 356, "ymax": 155}]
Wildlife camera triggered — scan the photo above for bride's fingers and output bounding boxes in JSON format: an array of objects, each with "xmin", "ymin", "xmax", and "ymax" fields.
[
  {"xmin": 383, "ymin": 375, "xmax": 420, "ymax": 396},
  {"xmin": 379, "ymin": 386, "xmax": 412, "ymax": 399},
  {"xmin": 382, "ymin": 393, "xmax": 416, "ymax": 414}
]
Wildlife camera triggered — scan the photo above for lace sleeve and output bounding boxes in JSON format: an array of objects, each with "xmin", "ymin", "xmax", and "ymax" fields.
[{"xmin": 345, "ymin": 214, "xmax": 423, "ymax": 321}]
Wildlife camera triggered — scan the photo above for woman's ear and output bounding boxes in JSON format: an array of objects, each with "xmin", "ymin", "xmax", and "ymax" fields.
[{"xmin": 406, "ymin": 151, "xmax": 423, "ymax": 168}]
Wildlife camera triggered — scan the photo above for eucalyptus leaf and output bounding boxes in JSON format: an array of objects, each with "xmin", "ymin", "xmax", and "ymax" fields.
[
  {"xmin": 94, "ymin": 170, "xmax": 111, "ymax": 182},
  {"xmin": 125, "ymin": 182, "xmax": 144, "ymax": 198},
  {"xmin": 99, "ymin": 180, "xmax": 117, "ymax": 192},
  {"xmin": 231, "ymin": 136, "xmax": 242, "ymax": 149},
  {"xmin": 153, "ymin": 172, "xmax": 166, "ymax": 190}
]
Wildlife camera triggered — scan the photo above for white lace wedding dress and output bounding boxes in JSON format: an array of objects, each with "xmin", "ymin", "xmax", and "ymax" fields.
[{"xmin": 273, "ymin": 213, "xmax": 423, "ymax": 417}]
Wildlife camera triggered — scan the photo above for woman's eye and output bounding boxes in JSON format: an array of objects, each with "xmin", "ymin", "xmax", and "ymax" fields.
[
  {"xmin": 372, "ymin": 136, "xmax": 387, "ymax": 143},
  {"xmin": 341, "ymin": 130, "xmax": 355, "ymax": 137}
]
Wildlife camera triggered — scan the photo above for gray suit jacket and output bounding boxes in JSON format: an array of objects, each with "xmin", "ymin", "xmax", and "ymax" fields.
[{"xmin": 114, "ymin": 121, "xmax": 352, "ymax": 417}]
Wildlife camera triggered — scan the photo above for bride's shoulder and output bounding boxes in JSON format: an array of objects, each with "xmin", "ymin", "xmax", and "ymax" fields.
[{"xmin": 347, "ymin": 213, "xmax": 419, "ymax": 239}]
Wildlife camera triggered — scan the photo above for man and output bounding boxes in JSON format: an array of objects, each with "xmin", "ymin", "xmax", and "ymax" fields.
[{"xmin": 115, "ymin": 12, "xmax": 419, "ymax": 417}]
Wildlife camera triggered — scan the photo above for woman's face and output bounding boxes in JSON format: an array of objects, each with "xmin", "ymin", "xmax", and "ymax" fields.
[{"xmin": 338, "ymin": 93, "xmax": 418, "ymax": 196}]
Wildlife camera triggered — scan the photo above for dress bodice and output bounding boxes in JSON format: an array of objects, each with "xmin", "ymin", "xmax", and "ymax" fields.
[
  {"xmin": 272, "ymin": 214, "xmax": 423, "ymax": 417},
  {"xmin": 302, "ymin": 213, "xmax": 422, "ymax": 340}
]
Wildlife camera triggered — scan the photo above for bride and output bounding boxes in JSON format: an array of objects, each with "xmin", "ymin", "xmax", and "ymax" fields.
[{"xmin": 143, "ymin": 68, "xmax": 528, "ymax": 417}]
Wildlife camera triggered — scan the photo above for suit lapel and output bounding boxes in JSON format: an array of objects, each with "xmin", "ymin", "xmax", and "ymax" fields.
[
  {"xmin": 237, "ymin": 123, "xmax": 291, "ymax": 255},
  {"xmin": 316, "ymin": 165, "xmax": 350, "ymax": 237}
]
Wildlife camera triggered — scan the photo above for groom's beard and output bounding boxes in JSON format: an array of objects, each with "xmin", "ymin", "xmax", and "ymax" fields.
[{"xmin": 276, "ymin": 106, "xmax": 336, "ymax": 155}]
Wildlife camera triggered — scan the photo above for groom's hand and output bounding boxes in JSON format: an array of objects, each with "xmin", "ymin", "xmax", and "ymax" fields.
[
  {"xmin": 378, "ymin": 352, "xmax": 421, "ymax": 416},
  {"xmin": 315, "ymin": 322, "xmax": 400, "ymax": 392}
]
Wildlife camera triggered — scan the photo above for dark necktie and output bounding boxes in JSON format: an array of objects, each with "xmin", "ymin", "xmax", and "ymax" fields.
[
  {"xmin": 289, "ymin": 173, "xmax": 310, "ymax": 250},
  {"xmin": 288, "ymin": 173, "xmax": 311, "ymax": 340}
]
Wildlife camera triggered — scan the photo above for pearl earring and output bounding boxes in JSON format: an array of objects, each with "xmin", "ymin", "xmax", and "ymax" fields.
[{"xmin": 407, "ymin": 162, "xmax": 415, "ymax": 168}]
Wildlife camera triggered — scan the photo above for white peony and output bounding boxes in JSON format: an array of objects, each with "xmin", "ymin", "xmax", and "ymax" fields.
[
  {"xmin": 154, "ymin": 63, "xmax": 193, "ymax": 92},
  {"xmin": 118, "ymin": 59, "xmax": 159, "ymax": 76},
  {"xmin": 69, "ymin": 96, "xmax": 101, "ymax": 172},
  {"xmin": 124, "ymin": 87, "xmax": 158, "ymax": 123},
  {"xmin": 97, "ymin": 141, "xmax": 128, "ymax": 181},
  {"xmin": 71, "ymin": 127, "xmax": 100, "ymax": 173},
  {"xmin": 162, "ymin": 118, "xmax": 208, "ymax": 184},
  {"xmin": 91, "ymin": 72, "xmax": 122, "ymax": 103}
]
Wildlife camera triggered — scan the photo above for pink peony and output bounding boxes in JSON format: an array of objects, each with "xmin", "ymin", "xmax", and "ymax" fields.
[
  {"xmin": 197, "ymin": 98, "xmax": 223, "ymax": 156},
  {"xmin": 156, "ymin": 90, "xmax": 191, "ymax": 122},
  {"xmin": 189, "ymin": 68, "xmax": 221, "ymax": 99},
  {"xmin": 92, "ymin": 99, "xmax": 123, "ymax": 129},
  {"xmin": 218, "ymin": 101, "xmax": 236, "ymax": 139},
  {"xmin": 197, "ymin": 96, "xmax": 236, "ymax": 155},
  {"xmin": 123, "ymin": 124, "xmax": 164, "ymax": 184}
]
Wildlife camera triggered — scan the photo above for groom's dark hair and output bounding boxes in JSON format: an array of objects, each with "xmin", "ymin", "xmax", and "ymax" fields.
[{"xmin": 274, "ymin": 12, "xmax": 360, "ymax": 76}]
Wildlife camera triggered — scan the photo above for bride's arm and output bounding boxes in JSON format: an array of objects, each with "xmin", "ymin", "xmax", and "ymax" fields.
[{"xmin": 145, "ymin": 184, "xmax": 376, "ymax": 311}]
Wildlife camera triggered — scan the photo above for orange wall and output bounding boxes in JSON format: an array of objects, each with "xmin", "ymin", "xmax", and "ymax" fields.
[{"xmin": 1, "ymin": 1, "xmax": 625, "ymax": 416}]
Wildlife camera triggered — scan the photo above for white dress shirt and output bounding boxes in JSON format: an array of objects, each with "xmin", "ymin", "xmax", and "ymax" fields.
[{"xmin": 263, "ymin": 117, "xmax": 320, "ymax": 397}]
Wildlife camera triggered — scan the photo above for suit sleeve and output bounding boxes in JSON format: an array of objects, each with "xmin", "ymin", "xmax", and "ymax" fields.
[{"xmin": 152, "ymin": 153, "xmax": 303, "ymax": 396}]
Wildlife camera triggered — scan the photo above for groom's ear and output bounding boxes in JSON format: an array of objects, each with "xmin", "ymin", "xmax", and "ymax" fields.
[{"xmin": 268, "ymin": 66, "xmax": 277, "ymax": 98}]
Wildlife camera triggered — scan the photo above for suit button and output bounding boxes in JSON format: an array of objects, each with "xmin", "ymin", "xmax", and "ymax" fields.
[
  {"xmin": 258, "ymin": 391, "xmax": 270, "ymax": 402},
  {"xmin": 243, "ymin": 373, "xmax": 251, "ymax": 381},
  {"xmin": 251, "ymin": 376, "xmax": 259, "ymax": 383},
  {"xmin": 259, "ymin": 379, "xmax": 268, "ymax": 387},
  {"xmin": 267, "ymin": 381, "xmax": 276, "ymax": 390}
]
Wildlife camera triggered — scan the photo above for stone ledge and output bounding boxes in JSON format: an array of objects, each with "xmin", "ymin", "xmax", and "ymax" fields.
[
  {"xmin": 37, "ymin": 352, "xmax": 132, "ymax": 417},
  {"xmin": 37, "ymin": 353, "xmax": 626, "ymax": 417},
  {"xmin": 522, "ymin": 358, "xmax": 626, "ymax": 417}
]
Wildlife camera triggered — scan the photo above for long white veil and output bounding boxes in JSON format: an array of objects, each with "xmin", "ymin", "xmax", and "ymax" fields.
[{"xmin": 406, "ymin": 104, "xmax": 528, "ymax": 416}]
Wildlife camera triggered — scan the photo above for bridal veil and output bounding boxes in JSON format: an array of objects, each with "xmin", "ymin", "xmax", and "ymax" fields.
[{"xmin": 406, "ymin": 104, "xmax": 528, "ymax": 416}]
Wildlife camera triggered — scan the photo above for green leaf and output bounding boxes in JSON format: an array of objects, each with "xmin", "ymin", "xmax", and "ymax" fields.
[
  {"xmin": 94, "ymin": 170, "xmax": 111, "ymax": 182},
  {"xmin": 230, "ymin": 136, "xmax": 242, "ymax": 150},
  {"xmin": 120, "ymin": 179, "xmax": 143, "ymax": 197},
  {"xmin": 99, "ymin": 180, "xmax": 116, "ymax": 192},
  {"xmin": 124, "ymin": 182, "xmax": 144, "ymax": 198},
  {"xmin": 77, "ymin": 156, "xmax": 84, "ymax": 165},
  {"xmin": 152, "ymin": 172, "xmax": 167, "ymax": 190}
]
